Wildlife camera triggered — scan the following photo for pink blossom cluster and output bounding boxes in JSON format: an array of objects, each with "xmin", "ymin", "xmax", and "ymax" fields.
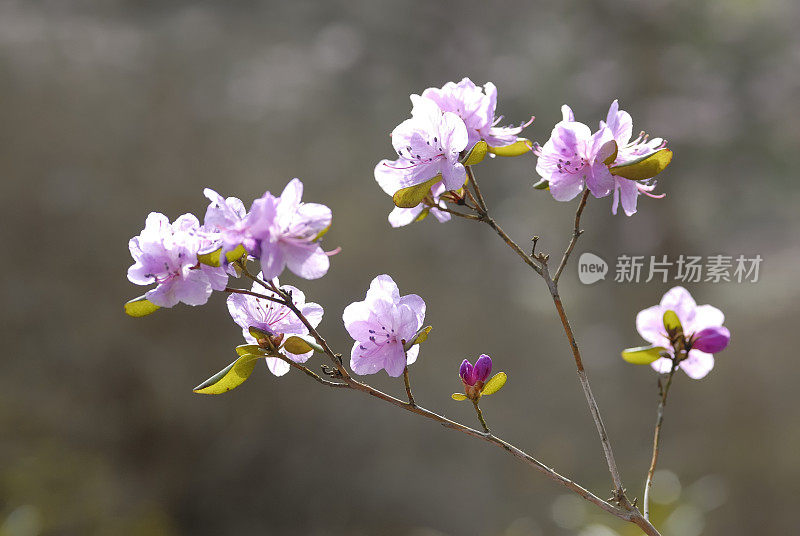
[
  {"xmin": 375, "ymin": 78, "xmax": 533, "ymax": 227},
  {"xmin": 535, "ymin": 101, "xmax": 667, "ymax": 216},
  {"xmin": 127, "ymin": 178, "xmax": 334, "ymax": 309}
]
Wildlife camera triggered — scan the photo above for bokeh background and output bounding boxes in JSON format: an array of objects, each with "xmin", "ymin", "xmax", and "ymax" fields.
[{"xmin": 2, "ymin": 0, "xmax": 799, "ymax": 534}]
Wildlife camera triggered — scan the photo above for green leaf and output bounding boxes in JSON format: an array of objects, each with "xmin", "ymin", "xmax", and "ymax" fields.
[
  {"xmin": 663, "ymin": 310, "xmax": 683, "ymax": 335},
  {"xmin": 451, "ymin": 393, "xmax": 468, "ymax": 401},
  {"xmin": 283, "ymin": 334, "xmax": 324, "ymax": 355},
  {"xmin": 480, "ymin": 372, "xmax": 507, "ymax": 396},
  {"xmin": 124, "ymin": 295, "xmax": 160, "ymax": 317},
  {"xmin": 403, "ymin": 325, "xmax": 432, "ymax": 351},
  {"xmin": 621, "ymin": 345, "xmax": 666, "ymax": 365},
  {"xmin": 488, "ymin": 138, "xmax": 533, "ymax": 157},
  {"xmin": 193, "ymin": 354, "xmax": 263, "ymax": 395},
  {"xmin": 197, "ymin": 244, "xmax": 248, "ymax": 267},
  {"xmin": 392, "ymin": 175, "xmax": 442, "ymax": 209},
  {"xmin": 462, "ymin": 140, "xmax": 488, "ymax": 165},
  {"xmin": 532, "ymin": 178, "xmax": 550, "ymax": 190},
  {"xmin": 235, "ymin": 344, "xmax": 266, "ymax": 357},
  {"xmin": 609, "ymin": 148, "xmax": 673, "ymax": 181}
]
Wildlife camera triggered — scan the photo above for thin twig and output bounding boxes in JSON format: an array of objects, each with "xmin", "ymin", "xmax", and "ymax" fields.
[
  {"xmin": 482, "ymin": 216, "xmax": 544, "ymax": 275},
  {"xmin": 472, "ymin": 399, "xmax": 490, "ymax": 433},
  {"xmin": 275, "ymin": 355, "xmax": 349, "ymax": 388},
  {"xmin": 403, "ymin": 366, "xmax": 416, "ymax": 406},
  {"xmin": 541, "ymin": 263, "xmax": 625, "ymax": 495},
  {"xmin": 224, "ymin": 287, "xmax": 287, "ymax": 305},
  {"xmin": 643, "ymin": 362, "xmax": 678, "ymax": 519},
  {"xmin": 435, "ymin": 205, "xmax": 482, "ymax": 220},
  {"xmin": 554, "ymin": 190, "xmax": 590, "ymax": 283},
  {"xmin": 466, "ymin": 165, "xmax": 488, "ymax": 212}
]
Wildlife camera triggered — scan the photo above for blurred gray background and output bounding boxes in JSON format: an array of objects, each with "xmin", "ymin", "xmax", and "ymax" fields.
[{"xmin": 2, "ymin": 0, "xmax": 798, "ymax": 534}]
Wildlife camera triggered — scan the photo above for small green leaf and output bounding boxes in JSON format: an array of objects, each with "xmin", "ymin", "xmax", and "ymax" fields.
[
  {"xmin": 392, "ymin": 175, "xmax": 442, "ymax": 208},
  {"xmin": 663, "ymin": 310, "xmax": 683, "ymax": 335},
  {"xmin": 480, "ymin": 372, "xmax": 507, "ymax": 396},
  {"xmin": 451, "ymin": 393, "xmax": 468, "ymax": 401},
  {"xmin": 193, "ymin": 354, "xmax": 263, "ymax": 395},
  {"xmin": 488, "ymin": 138, "xmax": 533, "ymax": 157},
  {"xmin": 403, "ymin": 325, "xmax": 432, "ymax": 351},
  {"xmin": 283, "ymin": 334, "xmax": 324, "ymax": 355},
  {"xmin": 249, "ymin": 326, "xmax": 272, "ymax": 341},
  {"xmin": 124, "ymin": 295, "xmax": 160, "ymax": 317},
  {"xmin": 621, "ymin": 345, "xmax": 665, "ymax": 365},
  {"xmin": 235, "ymin": 344, "xmax": 266, "ymax": 357},
  {"xmin": 462, "ymin": 140, "xmax": 488, "ymax": 165},
  {"xmin": 197, "ymin": 244, "xmax": 248, "ymax": 267},
  {"xmin": 609, "ymin": 148, "xmax": 673, "ymax": 181},
  {"xmin": 533, "ymin": 178, "xmax": 550, "ymax": 190}
]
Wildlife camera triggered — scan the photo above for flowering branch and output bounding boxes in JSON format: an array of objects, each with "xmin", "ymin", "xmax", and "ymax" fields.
[
  {"xmin": 643, "ymin": 361, "xmax": 678, "ymax": 519},
  {"xmin": 123, "ymin": 78, "xmax": 725, "ymax": 536}
]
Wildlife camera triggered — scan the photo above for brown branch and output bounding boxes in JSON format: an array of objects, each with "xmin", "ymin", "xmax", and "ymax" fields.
[
  {"xmin": 643, "ymin": 362, "xmax": 678, "ymax": 519},
  {"xmin": 554, "ymin": 189, "xmax": 590, "ymax": 283},
  {"xmin": 481, "ymin": 215, "xmax": 544, "ymax": 275},
  {"xmin": 541, "ymin": 260, "xmax": 624, "ymax": 496},
  {"xmin": 275, "ymin": 355, "xmax": 349, "ymax": 388}
]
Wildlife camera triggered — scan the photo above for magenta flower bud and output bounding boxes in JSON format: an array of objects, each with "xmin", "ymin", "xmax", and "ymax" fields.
[
  {"xmin": 692, "ymin": 326, "xmax": 730, "ymax": 354},
  {"xmin": 473, "ymin": 354, "xmax": 493, "ymax": 383},
  {"xmin": 460, "ymin": 359, "xmax": 476, "ymax": 385}
]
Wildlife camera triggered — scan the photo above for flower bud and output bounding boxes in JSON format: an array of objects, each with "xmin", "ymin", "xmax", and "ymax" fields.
[
  {"xmin": 459, "ymin": 359, "xmax": 476, "ymax": 386},
  {"xmin": 473, "ymin": 354, "xmax": 493, "ymax": 383},
  {"xmin": 692, "ymin": 326, "xmax": 730, "ymax": 354}
]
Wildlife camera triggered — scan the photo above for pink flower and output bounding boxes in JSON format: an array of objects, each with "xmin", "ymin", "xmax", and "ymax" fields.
[
  {"xmin": 419, "ymin": 77, "xmax": 532, "ymax": 149},
  {"xmin": 127, "ymin": 212, "xmax": 228, "ymax": 308},
  {"xmin": 636, "ymin": 286, "xmax": 730, "ymax": 379},
  {"xmin": 204, "ymin": 179, "xmax": 333, "ymax": 280},
  {"xmin": 226, "ymin": 275, "xmax": 323, "ymax": 376},
  {"xmin": 535, "ymin": 105, "xmax": 616, "ymax": 202},
  {"xmin": 601, "ymin": 100, "xmax": 667, "ymax": 216},
  {"xmin": 376, "ymin": 97, "xmax": 469, "ymax": 195},
  {"xmin": 256, "ymin": 179, "xmax": 333, "ymax": 280},
  {"xmin": 203, "ymin": 189, "xmax": 264, "ymax": 259},
  {"xmin": 342, "ymin": 275, "xmax": 426, "ymax": 377}
]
